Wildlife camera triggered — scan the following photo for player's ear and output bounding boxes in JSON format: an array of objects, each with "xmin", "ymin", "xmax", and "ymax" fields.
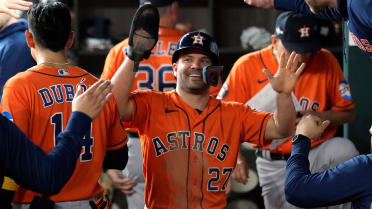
[
  {"xmin": 271, "ymin": 35, "xmax": 277, "ymax": 46},
  {"xmin": 66, "ymin": 31, "xmax": 75, "ymax": 49},
  {"xmin": 25, "ymin": 30, "xmax": 35, "ymax": 49},
  {"xmin": 172, "ymin": 63, "xmax": 177, "ymax": 78}
]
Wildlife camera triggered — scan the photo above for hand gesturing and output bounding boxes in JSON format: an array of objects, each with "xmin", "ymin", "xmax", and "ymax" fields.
[{"xmin": 263, "ymin": 51, "xmax": 306, "ymax": 95}]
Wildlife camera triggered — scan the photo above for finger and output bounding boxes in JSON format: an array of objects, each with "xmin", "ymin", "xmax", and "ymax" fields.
[
  {"xmin": 321, "ymin": 120, "xmax": 330, "ymax": 131},
  {"xmin": 93, "ymin": 80, "xmax": 111, "ymax": 98},
  {"xmin": 295, "ymin": 62, "xmax": 306, "ymax": 76},
  {"xmin": 14, "ymin": 0, "xmax": 33, "ymax": 7},
  {"xmin": 74, "ymin": 85, "xmax": 83, "ymax": 99},
  {"xmin": 278, "ymin": 52, "xmax": 287, "ymax": 71},
  {"xmin": 86, "ymin": 80, "xmax": 104, "ymax": 94},
  {"xmin": 286, "ymin": 52, "xmax": 296, "ymax": 70},
  {"xmin": 262, "ymin": 68, "xmax": 274, "ymax": 82},
  {"xmin": 100, "ymin": 93, "xmax": 112, "ymax": 107},
  {"xmin": 292, "ymin": 54, "xmax": 302, "ymax": 71},
  {"xmin": 8, "ymin": 4, "xmax": 30, "ymax": 11}
]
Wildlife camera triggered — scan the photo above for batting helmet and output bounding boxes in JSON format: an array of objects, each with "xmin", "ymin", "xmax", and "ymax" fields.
[{"xmin": 172, "ymin": 31, "xmax": 219, "ymax": 65}]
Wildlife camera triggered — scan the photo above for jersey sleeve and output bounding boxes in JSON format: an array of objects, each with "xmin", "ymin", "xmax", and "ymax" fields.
[
  {"xmin": 218, "ymin": 58, "xmax": 251, "ymax": 103},
  {"xmin": 101, "ymin": 43, "xmax": 126, "ymax": 80},
  {"xmin": 1, "ymin": 78, "xmax": 30, "ymax": 134},
  {"xmin": 240, "ymin": 104, "xmax": 272, "ymax": 146},
  {"xmin": 106, "ymin": 98, "xmax": 128, "ymax": 151},
  {"xmin": 125, "ymin": 90, "xmax": 151, "ymax": 133},
  {"xmin": 326, "ymin": 53, "xmax": 354, "ymax": 111}
]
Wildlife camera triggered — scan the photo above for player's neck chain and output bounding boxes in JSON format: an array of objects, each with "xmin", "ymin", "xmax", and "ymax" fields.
[{"xmin": 38, "ymin": 61, "xmax": 71, "ymax": 66}]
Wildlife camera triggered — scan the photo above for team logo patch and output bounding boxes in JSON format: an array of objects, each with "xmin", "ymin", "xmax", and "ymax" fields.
[
  {"xmin": 2, "ymin": 111, "xmax": 13, "ymax": 122},
  {"xmin": 298, "ymin": 25, "xmax": 310, "ymax": 38},
  {"xmin": 216, "ymin": 83, "xmax": 229, "ymax": 100},
  {"xmin": 191, "ymin": 33, "xmax": 206, "ymax": 45},
  {"xmin": 58, "ymin": 69, "xmax": 70, "ymax": 75},
  {"xmin": 339, "ymin": 80, "xmax": 352, "ymax": 99}
]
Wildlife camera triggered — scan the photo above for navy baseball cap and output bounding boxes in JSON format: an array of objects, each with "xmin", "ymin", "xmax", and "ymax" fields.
[
  {"xmin": 139, "ymin": 0, "xmax": 182, "ymax": 7},
  {"xmin": 275, "ymin": 11, "xmax": 321, "ymax": 53}
]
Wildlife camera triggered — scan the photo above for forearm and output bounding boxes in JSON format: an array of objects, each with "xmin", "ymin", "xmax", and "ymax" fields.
[
  {"xmin": 274, "ymin": 0, "xmax": 343, "ymax": 21},
  {"xmin": 301, "ymin": 109, "xmax": 355, "ymax": 127},
  {"xmin": 111, "ymin": 57, "xmax": 135, "ymax": 121},
  {"xmin": 285, "ymin": 135, "xmax": 365, "ymax": 207},
  {"xmin": 316, "ymin": 109, "xmax": 355, "ymax": 127},
  {"xmin": 3, "ymin": 112, "xmax": 91, "ymax": 195},
  {"xmin": 273, "ymin": 93, "xmax": 296, "ymax": 137}
]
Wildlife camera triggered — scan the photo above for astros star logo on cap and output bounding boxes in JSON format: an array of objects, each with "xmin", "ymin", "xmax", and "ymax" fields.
[
  {"xmin": 191, "ymin": 33, "xmax": 206, "ymax": 45},
  {"xmin": 298, "ymin": 25, "xmax": 310, "ymax": 38}
]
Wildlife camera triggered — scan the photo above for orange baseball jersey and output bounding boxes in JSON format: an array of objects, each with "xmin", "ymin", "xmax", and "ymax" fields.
[
  {"xmin": 101, "ymin": 27, "xmax": 221, "ymax": 96},
  {"xmin": 218, "ymin": 45, "xmax": 354, "ymax": 154},
  {"xmin": 125, "ymin": 89, "xmax": 272, "ymax": 209},
  {"xmin": 0, "ymin": 65, "xmax": 127, "ymax": 203}
]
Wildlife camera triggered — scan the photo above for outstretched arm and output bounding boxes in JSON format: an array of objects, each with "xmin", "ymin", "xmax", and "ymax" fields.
[
  {"xmin": 244, "ymin": 0, "xmax": 343, "ymax": 22},
  {"xmin": 284, "ymin": 115, "xmax": 368, "ymax": 207},
  {"xmin": 111, "ymin": 4, "xmax": 159, "ymax": 121},
  {"xmin": 264, "ymin": 52, "xmax": 305, "ymax": 140}
]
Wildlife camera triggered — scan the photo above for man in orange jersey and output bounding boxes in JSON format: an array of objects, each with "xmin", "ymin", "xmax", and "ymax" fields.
[
  {"xmin": 103, "ymin": 1, "xmax": 185, "ymax": 208},
  {"xmin": 103, "ymin": 1, "xmax": 217, "ymax": 208},
  {"xmin": 218, "ymin": 11, "xmax": 359, "ymax": 209},
  {"xmin": 109, "ymin": 4, "xmax": 306, "ymax": 208},
  {"xmin": 0, "ymin": 2, "xmax": 128, "ymax": 209}
]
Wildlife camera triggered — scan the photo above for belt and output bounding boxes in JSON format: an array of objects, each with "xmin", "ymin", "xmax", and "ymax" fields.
[
  {"xmin": 126, "ymin": 131, "xmax": 139, "ymax": 138},
  {"xmin": 256, "ymin": 149, "xmax": 290, "ymax": 161}
]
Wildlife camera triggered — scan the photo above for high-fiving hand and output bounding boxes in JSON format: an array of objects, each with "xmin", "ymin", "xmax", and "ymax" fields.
[
  {"xmin": 0, "ymin": 0, "xmax": 32, "ymax": 18},
  {"xmin": 72, "ymin": 80, "xmax": 113, "ymax": 120},
  {"xmin": 263, "ymin": 52, "xmax": 306, "ymax": 95}
]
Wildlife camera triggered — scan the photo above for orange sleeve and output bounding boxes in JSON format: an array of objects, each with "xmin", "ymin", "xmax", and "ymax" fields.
[
  {"xmin": 125, "ymin": 90, "xmax": 152, "ymax": 133},
  {"xmin": 325, "ymin": 52, "xmax": 354, "ymax": 111},
  {"xmin": 240, "ymin": 105, "xmax": 272, "ymax": 146},
  {"xmin": 1, "ymin": 76, "xmax": 30, "ymax": 134},
  {"xmin": 218, "ymin": 55, "xmax": 255, "ymax": 103},
  {"xmin": 101, "ymin": 40, "xmax": 127, "ymax": 80},
  {"xmin": 106, "ymin": 98, "xmax": 128, "ymax": 150}
]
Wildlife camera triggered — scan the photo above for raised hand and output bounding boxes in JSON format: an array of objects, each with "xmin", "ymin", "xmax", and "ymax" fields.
[
  {"xmin": 243, "ymin": 0, "xmax": 274, "ymax": 9},
  {"xmin": 0, "ymin": 0, "xmax": 32, "ymax": 18},
  {"xmin": 72, "ymin": 80, "xmax": 113, "ymax": 120},
  {"xmin": 263, "ymin": 52, "xmax": 306, "ymax": 95},
  {"xmin": 295, "ymin": 114, "xmax": 330, "ymax": 140}
]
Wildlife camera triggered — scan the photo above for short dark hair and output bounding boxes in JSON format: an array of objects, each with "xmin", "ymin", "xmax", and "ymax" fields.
[{"xmin": 27, "ymin": 2, "xmax": 71, "ymax": 52}]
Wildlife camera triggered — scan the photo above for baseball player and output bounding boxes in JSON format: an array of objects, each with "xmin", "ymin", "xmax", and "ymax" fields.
[
  {"xmin": 0, "ymin": 80, "xmax": 111, "ymax": 198},
  {"xmin": 103, "ymin": 1, "xmax": 218, "ymax": 208},
  {"xmin": 244, "ymin": 0, "xmax": 372, "ymax": 59},
  {"xmin": 285, "ymin": 115, "xmax": 372, "ymax": 209},
  {"xmin": 110, "ymin": 4, "xmax": 306, "ymax": 208},
  {"xmin": 218, "ymin": 11, "xmax": 359, "ymax": 209},
  {"xmin": 102, "ymin": 0, "xmax": 184, "ymax": 208},
  {"xmin": 0, "ymin": 2, "xmax": 128, "ymax": 208}
]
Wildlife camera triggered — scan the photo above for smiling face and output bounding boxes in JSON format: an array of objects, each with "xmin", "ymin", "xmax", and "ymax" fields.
[{"xmin": 173, "ymin": 48, "xmax": 212, "ymax": 95}]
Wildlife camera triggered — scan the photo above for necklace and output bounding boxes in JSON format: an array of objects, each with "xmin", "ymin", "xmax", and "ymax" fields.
[{"xmin": 38, "ymin": 61, "xmax": 70, "ymax": 66}]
